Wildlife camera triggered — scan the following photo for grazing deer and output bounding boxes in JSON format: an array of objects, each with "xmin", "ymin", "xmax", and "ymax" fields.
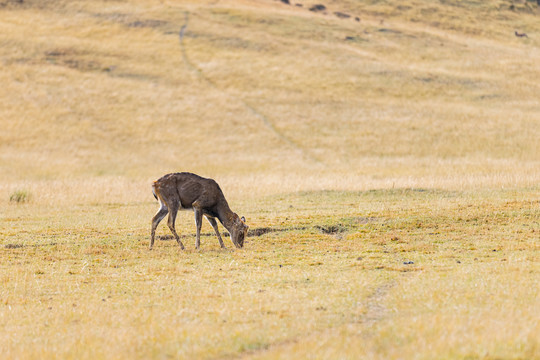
[{"xmin": 150, "ymin": 172, "xmax": 248, "ymax": 250}]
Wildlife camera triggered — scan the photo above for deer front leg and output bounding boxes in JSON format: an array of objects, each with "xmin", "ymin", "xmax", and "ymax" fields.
[
  {"xmin": 167, "ymin": 203, "xmax": 185, "ymax": 250},
  {"xmin": 206, "ymin": 216, "xmax": 226, "ymax": 249},
  {"xmin": 150, "ymin": 205, "xmax": 169, "ymax": 250},
  {"xmin": 193, "ymin": 206, "xmax": 203, "ymax": 250}
]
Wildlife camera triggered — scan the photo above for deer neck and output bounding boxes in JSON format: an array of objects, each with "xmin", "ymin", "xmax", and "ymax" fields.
[{"xmin": 217, "ymin": 203, "xmax": 236, "ymax": 232}]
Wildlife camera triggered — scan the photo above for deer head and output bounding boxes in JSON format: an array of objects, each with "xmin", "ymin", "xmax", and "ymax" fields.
[{"xmin": 230, "ymin": 215, "xmax": 249, "ymax": 248}]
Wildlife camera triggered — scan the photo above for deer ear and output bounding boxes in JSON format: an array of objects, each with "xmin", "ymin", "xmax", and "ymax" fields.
[{"xmin": 241, "ymin": 216, "xmax": 246, "ymax": 222}]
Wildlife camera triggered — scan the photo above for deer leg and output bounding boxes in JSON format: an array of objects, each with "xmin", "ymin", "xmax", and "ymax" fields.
[
  {"xmin": 150, "ymin": 203, "xmax": 169, "ymax": 250},
  {"xmin": 167, "ymin": 203, "xmax": 184, "ymax": 250},
  {"xmin": 193, "ymin": 207, "xmax": 203, "ymax": 250},
  {"xmin": 206, "ymin": 216, "xmax": 226, "ymax": 249}
]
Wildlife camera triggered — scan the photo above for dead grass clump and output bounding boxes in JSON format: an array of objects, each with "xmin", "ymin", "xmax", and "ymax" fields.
[
  {"xmin": 4, "ymin": 243, "xmax": 24, "ymax": 249},
  {"xmin": 315, "ymin": 224, "xmax": 347, "ymax": 234},
  {"xmin": 248, "ymin": 227, "xmax": 276, "ymax": 237}
]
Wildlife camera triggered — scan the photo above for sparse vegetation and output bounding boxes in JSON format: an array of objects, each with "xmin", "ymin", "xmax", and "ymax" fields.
[{"xmin": 0, "ymin": 0, "xmax": 539, "ymax": 359}]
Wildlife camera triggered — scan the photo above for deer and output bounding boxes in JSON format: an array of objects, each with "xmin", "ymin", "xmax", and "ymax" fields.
[{"xmin": 150, "ymin": 172, "xmax": 248, "ymax": 250}]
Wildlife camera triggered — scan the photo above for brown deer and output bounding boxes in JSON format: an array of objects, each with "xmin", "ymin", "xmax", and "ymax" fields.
[{"xmin": 150, "ymin": 172, "xmax": 248, "ymax": 250}]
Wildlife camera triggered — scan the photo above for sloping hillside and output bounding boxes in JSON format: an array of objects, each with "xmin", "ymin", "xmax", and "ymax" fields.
[
  {"xmin": 0, "ymin": 3, "xmax": 539, "ymax": 359},
  {"xmin": 1, "ymin": 0, "xmax": 539, "ymax": 197}
]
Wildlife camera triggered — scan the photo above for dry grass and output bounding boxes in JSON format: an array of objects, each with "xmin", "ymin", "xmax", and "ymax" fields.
[
  {"xmin": 1, "ymin": 189, "xmax": 538, "ymax": 359},
  {"xmin": 1, "ymin": 0, "xmax": 539, "ymax": 185},
  {"xmin": 1, "ymin": 0, "xmax": 539, "ymax": 358}
]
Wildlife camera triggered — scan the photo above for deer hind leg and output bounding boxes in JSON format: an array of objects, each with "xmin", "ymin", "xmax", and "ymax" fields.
[
  {"xmin": 167, "ymin": 202, "xmax": 185, "ymax": 250},
  {"xmin": 206, "ymin": 216, "xmax": 226, "ymax": 249},
  {"xmin": 150, "ymin": 202, "xmax": 169, "ymax": 250}
]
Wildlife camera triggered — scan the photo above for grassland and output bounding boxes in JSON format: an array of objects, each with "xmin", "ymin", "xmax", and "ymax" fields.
[{"xmin": 0, "ymin": 0, "xmax": 539, "ymax": 359}]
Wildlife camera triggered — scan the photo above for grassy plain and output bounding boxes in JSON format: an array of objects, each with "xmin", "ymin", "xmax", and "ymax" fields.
[{"xmin": 1, "ymin": 0, "xmax": 539, "ymax": 359}]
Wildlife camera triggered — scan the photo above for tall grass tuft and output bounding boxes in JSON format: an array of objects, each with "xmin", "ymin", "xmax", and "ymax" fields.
[{"xmin": 9, "ymin": 190, "xmax": 30, "ymax": 203}]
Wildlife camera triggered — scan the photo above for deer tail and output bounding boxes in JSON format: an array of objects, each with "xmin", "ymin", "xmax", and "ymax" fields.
[{"xmin": 152, "ymin": 181, "xmax": 158, "ymax": 201}]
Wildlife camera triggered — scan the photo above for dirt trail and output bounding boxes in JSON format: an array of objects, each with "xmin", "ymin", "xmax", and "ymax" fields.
[
  {"xmin": 360, "ymin": 280, "xmax": 396, "ymax": 328},
  {"xmin": 178, "ymin": 12, "xmax": 322, "ymax": 165},
  {"xmin": 225, "ymin": 277, "xmax": 401, "ymax": 360}
]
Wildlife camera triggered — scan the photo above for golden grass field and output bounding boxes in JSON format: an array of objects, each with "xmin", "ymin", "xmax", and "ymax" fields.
[{"xmin": 1, "ymin": 0, "xmax": 539, "ymax": 358}]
